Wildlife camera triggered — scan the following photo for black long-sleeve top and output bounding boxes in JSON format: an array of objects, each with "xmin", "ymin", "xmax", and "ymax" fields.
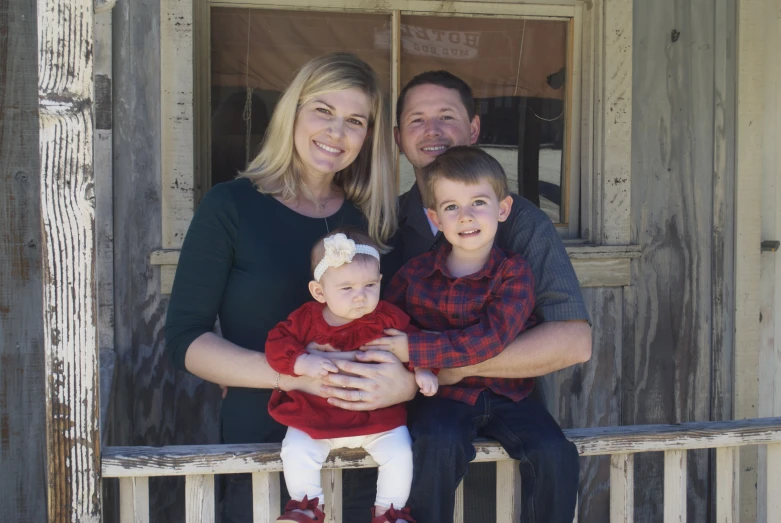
[{"xmin": 165, "ymin": 177, "xmax": 366, "ymax": 444}]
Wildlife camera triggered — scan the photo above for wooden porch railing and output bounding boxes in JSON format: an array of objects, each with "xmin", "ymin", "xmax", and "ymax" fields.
[{"xmin": 102, "ymin": 417, "xmax": 781, "ymax": 523}]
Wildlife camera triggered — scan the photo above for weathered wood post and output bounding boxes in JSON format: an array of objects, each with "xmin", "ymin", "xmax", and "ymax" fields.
[{"xmin": 37, "ymin": 0, "xmax": 100, "ymax": 521}]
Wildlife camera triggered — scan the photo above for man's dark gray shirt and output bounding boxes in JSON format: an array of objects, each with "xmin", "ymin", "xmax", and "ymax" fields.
[{"xmin": 383, "ymin": 183, "xmax": 590, "ymax": 324}]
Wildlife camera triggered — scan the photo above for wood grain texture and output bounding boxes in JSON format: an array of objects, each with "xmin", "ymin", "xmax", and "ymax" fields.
[
  {"xmin": 0, "ymin": 1, "xmax": 47, "ymax": 521},
  {"xmin": 495, "ymin": 460, "xmax": 521, "ymax": 523},
  {"xmin": 110, "ymin": 3, "xmax": 223, "ymax": 523},
  {"xmin": 767, "ymin": 443, "xmax": 781, "ymax": 523},
  {"xmin": 119, "ymin": 477, "xmax": 150, "ymax": 523},
  {"xmin": 663, "ymin": 450, "xmax": 687, "ymax": 523},
  {"xmin": 252, "ymin": 472, "xmax": 280, "ymax": 523},
  {"xmin": 735, "ymin": 0, "xmax": 766, "ymax": 519},
  {"xmin": 600, "ymin": 0, "xmax": 632, "ymax": 244},
  {"xmin": 715, "ymin": 446, "xmax": 738, "ymax": 523},
  {"xmin": 321, "ymin": 469, "xmax": 343, "ymax": 523},
  {"xmin": 160, "ymin": 0, "xmax": 195, "ymax": 250},
  {"xmin": 103, "ymin": 418, "xmax": 781, "ymax": 478},
  {"xmin": 37, "ymin": 0, "xmax": 101, "ymax": 520},
  {"xmin": 152, "ymin": 246, "xmax": 641, "ymax": 292},
  {"xmin": 758, "ymin": 4, "xmax": 781, "ymax": 521},
  {"xmin": 540, "ymin": 287, "xmax": 621, "ymax": 523},
  {"xmin": 454, "ymin": 480, "xmax": 464, "ymax": 523},
  {"xmin": 710, "ymin": 0, "xmax": 736, "ymax": 427},
  {"xmin": 610, "ymin": 453, "xmax": 633, "ymax": 523},
  {"xmin": 208, "ymin": 0, "xmax": 575, "ymax": 17},
  {"xmin": 185, "ymin": 474, "xmax": 215, "ymax": 523},
  {"xmin": 95, "ymin": 5, "xmax": 116, "ymax": 450},
  {"xmin": 630, "ymin": 0, "xmax": 719, "ymax": 519}
]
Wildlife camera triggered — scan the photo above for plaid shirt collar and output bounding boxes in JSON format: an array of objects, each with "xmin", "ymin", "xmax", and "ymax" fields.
[{"xmin": 427, "ymin": 242, "xmax": 508, "ymax": 281}]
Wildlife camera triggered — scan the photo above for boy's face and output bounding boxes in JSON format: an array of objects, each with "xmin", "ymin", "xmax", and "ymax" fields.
[
  {"xmin": 309, "ymin": 258, "xmax": 382, "ymax": 325},
  {"xmin": 426, "ymin": 176, "xmax": 513, "ymax": 254}
]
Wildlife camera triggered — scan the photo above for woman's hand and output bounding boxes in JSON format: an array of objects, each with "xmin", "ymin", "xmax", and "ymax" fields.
[{"xmin": 320, "ymin": 350, "xmax": 417, "ymax": 410}]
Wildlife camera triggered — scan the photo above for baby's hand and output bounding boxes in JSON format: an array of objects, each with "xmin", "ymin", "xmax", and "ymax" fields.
[
  {"xmin": 415, "ymin": 368, "xmax": 438, "ymax": 397},
  {"xmin": 294, "ymin": 353, "xmax": 338, "ymax": 378}
]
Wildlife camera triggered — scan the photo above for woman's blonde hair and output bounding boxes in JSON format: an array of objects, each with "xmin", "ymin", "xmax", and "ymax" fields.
[{"xmin": 240, "ymin": 53, "xmax": 397, "ymax": 247}]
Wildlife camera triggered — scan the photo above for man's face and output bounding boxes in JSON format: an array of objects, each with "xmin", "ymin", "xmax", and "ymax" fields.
[{"xmin": 394, "ymin": 84, "xmax": 480, "ymax": 173}]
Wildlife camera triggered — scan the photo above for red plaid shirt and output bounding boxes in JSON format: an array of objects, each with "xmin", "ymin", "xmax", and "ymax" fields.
[{"xmin": 385, "ymin": 244, "xmax": 537, "ymax": 405}]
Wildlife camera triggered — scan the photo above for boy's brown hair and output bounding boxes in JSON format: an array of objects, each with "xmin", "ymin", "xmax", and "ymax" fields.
[
  {"xmin": 310, "ymin": 227, "xmax": 380, "ymax": 277},
  {"xmin": 421, "ymin": 146, "xmax": 509, "ymax": 209}
]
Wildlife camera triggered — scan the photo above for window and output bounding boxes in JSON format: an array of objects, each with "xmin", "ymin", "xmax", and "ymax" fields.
[
  {"xmin": 155, "ymin": 0, "xmax": 636, "ymax": 292},
  {"xmin": 204, "ymin": 3, "xmax": 580, "ymax": 234}
]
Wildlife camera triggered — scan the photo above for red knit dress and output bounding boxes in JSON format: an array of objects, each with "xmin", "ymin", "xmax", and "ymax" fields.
[{"xmin": 266, "ymin": 300, "xmax": 411, "ymax": 439}]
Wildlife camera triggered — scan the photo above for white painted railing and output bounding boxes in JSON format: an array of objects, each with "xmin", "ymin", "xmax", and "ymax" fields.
[{"xmin": 102, "ymin": 417, "xmax": 781, "ymax": 523}]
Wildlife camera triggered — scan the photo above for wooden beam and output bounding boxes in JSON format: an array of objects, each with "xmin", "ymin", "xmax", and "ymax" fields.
[
  {"xmin": 663, "ymin": 450, "xmax": 687, "ymax": 523},
  {"xmin": 735, "ymin": 0, "xmax": 767, "ymax": 519},
  {"xmin": 252, "ymin": 472, "xmax": 280, "ymax": 523},
  {"xmin": 152, "ymin": 245, "xmax": 642, "ymax": 292},
  {"xmin": 161, "ymin": 0, "xmax": 195, "ymax": 250},
  {"xmin": 185, "ymin": 475, "xmax": 214, "ymax": 523},
  {"xmin": 37, "ymin": 0, "xmax": 100, "ymax": 520},
  {"xmin": 0, "ymin": 0, "xmax": 47, "ymax": 521},
  {"xmin": 496, "ymin": 460, "xmax": 521, "ymax": 523},
  {"xmin": 716, "ymin": 446, "xmax": 739, "ymax": 523},
  {"xmin": 119, "ymin": 477, "xmax": 150, "ymax": 523},
  {"xmin": 321, "ymin": 469, "xmax": 343, "ymax": 523},
  {"xmin": 102, "ymin": 418, "xmax": 781, "ymax": 478},
  {"xmin": 599, "ymin": 0, "xmax": 632, "ymax": 244},
  {"xmin": 768, "ymin": 443, "xmax": 781, "ymax": 522},
  {"xmin": 609, "ymin": 453, "xmax": 633, "ymax": 523},
  {"xmin": 453, "ymin": 481, "xmax": 464, "ymax": 523}
]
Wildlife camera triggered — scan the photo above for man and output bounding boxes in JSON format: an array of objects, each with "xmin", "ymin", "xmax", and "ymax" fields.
[{"xmin": 323, "ymin": 71, "xmax": 591, "ymax": 522}]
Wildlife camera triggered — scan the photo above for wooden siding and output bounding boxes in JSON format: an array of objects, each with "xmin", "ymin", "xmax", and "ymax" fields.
[
  {"xmin": 0, "ymin": 1, "xmax": 47, "ymax": 521},
  {"xmin": 103, "ymin": 0, "xmax": 739, "ymax": 522},
  {"xmin": 38, "ymin": 0, "xmax": 101, "ymax": 519},
  {"xmin": 540, "ymin": 287, "xmax": 622, "ymax": 522},
  {"xmin": 629, "ymin": 0, "xmax": 735, "ymax": 521},
  {"xmin": 111, "ymin": 2, "xmax": 221, "ymax": 522}
]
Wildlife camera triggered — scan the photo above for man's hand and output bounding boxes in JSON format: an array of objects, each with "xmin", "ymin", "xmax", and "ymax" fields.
[
  {"xmin": 362, "ymin": 328, "xmax": 410, "ymax": 362},
  {"xmin": 434, "ymin": 367, "xmax": 466, "ymax": 386},
  {"xmin": 321, "ymin": 350, "xmax": 417, "ymax": 410},
  {"xmin": 293, "ymin": 353, "xmax": 338, "ymax": 378}
]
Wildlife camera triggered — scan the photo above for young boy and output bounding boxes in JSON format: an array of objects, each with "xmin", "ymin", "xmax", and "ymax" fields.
[
  {"xmin": 376, "ymin": 145, "xmax": 578, "ymax": 522},
  {"xmin": 381, "ymin": 145, "xmax": 536, "ymax": 392}
]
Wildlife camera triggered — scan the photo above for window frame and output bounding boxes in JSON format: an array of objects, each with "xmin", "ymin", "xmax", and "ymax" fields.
[{"xmin": 154, "ymin": 0, "xmax": 635, "ymax": 293}]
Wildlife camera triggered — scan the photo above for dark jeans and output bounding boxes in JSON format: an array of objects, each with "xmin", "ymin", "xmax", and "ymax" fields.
[{"xmin": 407, "ymin": 391, "xmax": 579, "ymax": 523}]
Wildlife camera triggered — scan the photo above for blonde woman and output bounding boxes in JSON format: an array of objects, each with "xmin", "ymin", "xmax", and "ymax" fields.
[{"xmin": 165, "ymin": 53, "xmax": 419, "ymax": 523}]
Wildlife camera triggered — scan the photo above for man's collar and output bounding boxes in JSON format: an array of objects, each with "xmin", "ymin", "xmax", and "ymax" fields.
[{"xmin": 399, "ymin": 183, "xmax": 438, "ymax": 242}]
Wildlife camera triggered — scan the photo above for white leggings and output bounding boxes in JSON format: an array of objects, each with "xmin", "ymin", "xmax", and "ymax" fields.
[{"xmin": 280, "ymin": 425, "xmax": 413, "ymax": 508}]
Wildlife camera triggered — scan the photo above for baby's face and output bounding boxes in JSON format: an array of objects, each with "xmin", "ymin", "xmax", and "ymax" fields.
[{"xmin": 319, "ymin": 258, "xmax": 381, "ymax": 323}]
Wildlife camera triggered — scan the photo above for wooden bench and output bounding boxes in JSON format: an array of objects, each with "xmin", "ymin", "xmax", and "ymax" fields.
[{"xmin": 102, "ymin": 417, "xmax": 781, "ymax": 523}]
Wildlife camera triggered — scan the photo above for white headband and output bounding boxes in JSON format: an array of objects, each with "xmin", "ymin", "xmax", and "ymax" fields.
[{"xmin": 314, "ymin": 233, "xmax": 380, "ymax": 282}]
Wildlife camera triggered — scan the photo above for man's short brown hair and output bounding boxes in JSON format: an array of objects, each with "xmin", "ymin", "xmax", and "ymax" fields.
[{"xmin": 421, "ymin": 146, "xmax": 509, "ymax": 209}]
